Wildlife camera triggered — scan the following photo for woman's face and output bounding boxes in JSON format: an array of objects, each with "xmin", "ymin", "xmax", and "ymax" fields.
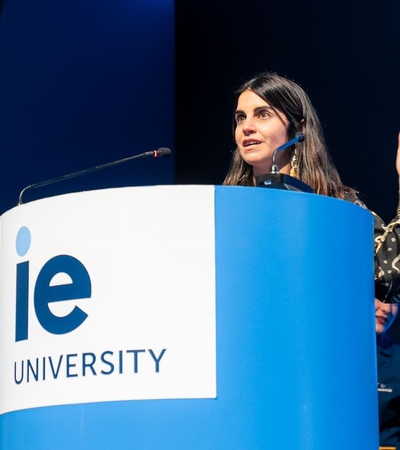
[
  {"xmin": 375, "ymin": 298, "xmax": 398, "ymax": 334},
  {"xmin": 234, "ymin": 89, "xmax": 290, "ymax": 177}
]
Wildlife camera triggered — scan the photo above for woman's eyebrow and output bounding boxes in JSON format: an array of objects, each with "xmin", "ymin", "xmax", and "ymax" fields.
[
  {"xmin": 253, "ymin": 106, "xmax": 273, "ymax": 114},
  {"xmin": 235, "ymin": 106, "xmax": 273, "ymax": 115}
]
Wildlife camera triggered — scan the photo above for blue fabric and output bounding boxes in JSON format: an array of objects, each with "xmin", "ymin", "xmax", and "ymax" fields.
[{"xmin": 378, "ymin": 332, "xmax": 400, "ymax": 447}]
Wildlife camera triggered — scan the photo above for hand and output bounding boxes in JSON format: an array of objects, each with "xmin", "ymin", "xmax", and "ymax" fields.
[{"xmin": 397, "ymin": 132, "xmax": 400, "ymax": 179}]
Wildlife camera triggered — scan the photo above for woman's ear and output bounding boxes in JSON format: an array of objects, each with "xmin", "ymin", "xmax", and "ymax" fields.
[
  {"xmin": 287, "ymin": 122, "xmax": 298, "ymax": 139},
  {"xmin": 289, "ymin": 118, "xmax": 305, "ymax": 137}
]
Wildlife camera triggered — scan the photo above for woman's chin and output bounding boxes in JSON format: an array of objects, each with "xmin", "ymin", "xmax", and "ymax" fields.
[{"xmin": 242, "ymin": 158, "xmax": 273, "ymax": 175}]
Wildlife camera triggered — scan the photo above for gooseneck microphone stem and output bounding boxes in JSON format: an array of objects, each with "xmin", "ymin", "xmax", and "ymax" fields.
[
  {"xmin": 18, "ymin": 147, "xmax": 172, "ymax": 205},
  {"xmin": 255, "ymin": 132, "xmax": 313, "ymax": 193},
  {"xmin": 270, "ymin": 132, "xmax": 305, "ymax": 173}
]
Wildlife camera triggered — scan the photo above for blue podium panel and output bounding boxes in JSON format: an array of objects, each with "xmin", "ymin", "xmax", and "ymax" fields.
[
  {"xmin": 0, "ymin": 186, "xmax": 377, "ymax": 449},
  {"xmin": 214, "ymin": 186, "xmax": 377, "ymax": 449}
]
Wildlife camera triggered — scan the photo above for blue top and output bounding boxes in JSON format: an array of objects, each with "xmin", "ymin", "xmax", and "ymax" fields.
[{"xmin": 377, "ymin": 332, "xmax": 400, "ymax": 447}]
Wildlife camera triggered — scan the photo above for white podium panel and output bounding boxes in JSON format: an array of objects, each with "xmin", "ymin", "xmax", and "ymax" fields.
[{"xmin": 0, "ymin": 186, "xmax": 217, "ymax": 413}]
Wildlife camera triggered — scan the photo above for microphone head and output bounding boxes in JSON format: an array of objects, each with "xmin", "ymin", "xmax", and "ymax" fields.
[
  {"xmin": 155, "ymin": 147, "xmax": 172, "ymax": 157},
  {"xmin": 295, "ymin": 132, "xmax": 305, "ymax": 143}
]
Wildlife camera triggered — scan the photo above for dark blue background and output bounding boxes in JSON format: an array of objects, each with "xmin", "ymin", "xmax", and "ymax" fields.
[
  {"xmin": 0, "ymin": 0, "xmax": 174, "ymax": 210},
  {"xmin": 1, "ymin": 1, "xmax": 399, "ymax": 220}
]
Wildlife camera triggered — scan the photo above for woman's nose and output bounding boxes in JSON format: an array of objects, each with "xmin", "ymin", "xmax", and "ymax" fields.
[
  {"xmin": 379, "ymin": 302, "xmax": 392, "ymax": 314},
  {"xmin": 242, "ymin": 118, "xmax": 256, "ymax": 135}
]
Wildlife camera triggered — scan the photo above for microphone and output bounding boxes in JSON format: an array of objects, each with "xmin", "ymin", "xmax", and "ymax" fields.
[
  {"xmin": 18, "ymin": 147, "xmax": 172, "ymax": 205},
  {"xmin": 255, "ymin": 133, "xmax": 313, "ymax": 193},
  {"xmin": 270, "ymin": 132, "xmax": 305, "ymax": 173}
]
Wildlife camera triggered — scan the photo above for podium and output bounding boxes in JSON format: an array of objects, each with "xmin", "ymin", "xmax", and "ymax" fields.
[{"xmin": 0, "ymin": 185, "xmax": 378, "ymax": 449}]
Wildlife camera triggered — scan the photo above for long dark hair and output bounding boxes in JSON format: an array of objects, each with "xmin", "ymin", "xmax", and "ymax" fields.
[{"xmin": 223, "ymin": 72, "xmax": 357, "ymax": 199}]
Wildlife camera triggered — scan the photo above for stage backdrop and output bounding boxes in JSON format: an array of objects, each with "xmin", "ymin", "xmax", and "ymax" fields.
[{"xmin": 0, "ymin": 0, "xmax": 174, "ymax": 214}]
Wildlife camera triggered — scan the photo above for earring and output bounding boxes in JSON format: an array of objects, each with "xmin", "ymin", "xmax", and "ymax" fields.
[{"xmin": 290, "ymin": 149, "xmax": 299, "ymax": 178}]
